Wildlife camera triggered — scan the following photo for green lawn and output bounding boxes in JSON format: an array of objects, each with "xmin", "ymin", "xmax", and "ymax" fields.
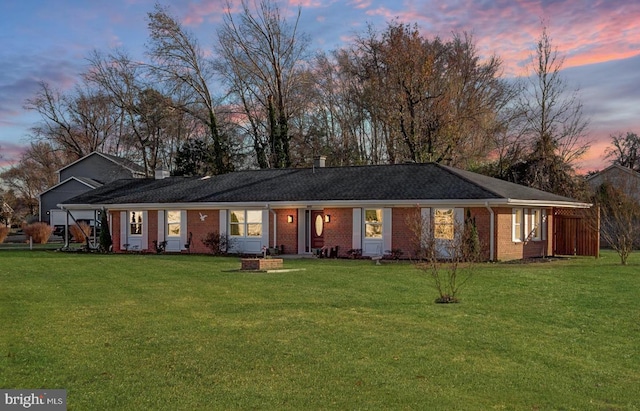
[{"xmin": 1, "ymin": 251, "xmax": 638, "ymax": 410}]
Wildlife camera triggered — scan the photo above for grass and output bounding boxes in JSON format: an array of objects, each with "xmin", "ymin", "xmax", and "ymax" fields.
[{"xmin": 1, "ymin": 250, "xmax": 639, "ymax": 410}]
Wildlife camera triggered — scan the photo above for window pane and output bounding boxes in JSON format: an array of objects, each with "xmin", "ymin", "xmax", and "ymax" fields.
[
  {"xmin": 168, "ymin": 223, "xmax": 180, "ymax": 236},
  {"xmin": 365, "ymin": 209, "xmax": 382, "ymax": 223},
  {"xmin": 247, "ymin": 223, "xmax": 262, "ymax": 237},
  {"xmin": 230, "ymin": 210, "xmax": 244, "ymax": 223},
  {"xmin": 167, "ymin": 211, "xmax": 181, "ymax": 236},
  {"xmin": 365, "ymin": 224, "xmax": 382, "ymax": 238},
  {"xmin": 230, "ymin": 223, "xmax": 243, "ymax": 236},
  {"xmin": 246, "ymin": 210, "xmax": 262, "ymax": 223},
  {"xmin": 130, "ymin": 211, "xmax": 143, "ymax": 235},
  {"xmin": 167, "ymin": 211, "xmax": 180, "ymax": 224},
  {"xmin": 434, "ymin": 209, "xmax": 454, "ymax": 240},
  {"xmin": 514, "ymin": 209, "xmax": 523, "ymax": 241},
  {"xmin": 531, "ymin": 210, "xmax": 540, "ymax": 239}
]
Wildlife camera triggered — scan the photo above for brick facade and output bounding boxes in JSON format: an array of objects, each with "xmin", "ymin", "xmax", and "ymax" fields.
[
  {"xmin": 323, "ymin": 207, "xmax": 354, "ymax": 257},
  {"xmin": 108, "ymin": 205, "xmax": 556, "ymax": 261},
  {"xmin": 185, "ymin": 210, "xmax": 220, "ymax": 254},
  {"xmin": 271, "ymin": 209, "xmax": 298, "ymax": 254}
]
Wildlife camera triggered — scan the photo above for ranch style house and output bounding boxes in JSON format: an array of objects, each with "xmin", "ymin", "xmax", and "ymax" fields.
[{"xmin": 59, "ymin": 159, "xmax": 594, "ymax": 261}]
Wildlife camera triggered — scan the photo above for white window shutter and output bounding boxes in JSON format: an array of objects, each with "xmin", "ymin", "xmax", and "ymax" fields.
[
  {"xmin": 455, "ymin": 208, "xmax": 464, "ymax": 232},
  {"xmin": 157, "ymin": 210, "xmax": 165, "ymax": 241},
  {"xmin": 219, "ymin": 209, "xmax": 228, "ymax": 236},
  {"xmin": 352, "ymin": 208, "xmax": 362, "ymax": 250},
  {"xmin": 421, "ymin": 208, "xmax": 431, "ymax": 246},
  {"xmin": 180, "ymin": 210, "xmax": 187, "ymax": 245},
  {"xmin": 141, "ymin": 211, "xmax": 148, "ymax": 250},
  {"xmin": 262, "ymin": 209, "xmax": 270, "ymax": 249}
]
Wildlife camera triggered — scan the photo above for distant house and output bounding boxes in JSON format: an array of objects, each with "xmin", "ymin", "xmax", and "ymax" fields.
[
  {"xmin": 60, "ymin": 160, "xmax": 594, "ymax": 260},
  {"xmin": 39, "ymin": 152, "xmax": 145, "ymax": 228},
  {"xmin": 586, "ymin": 164, "xmax": 640, "ymax": 201}
]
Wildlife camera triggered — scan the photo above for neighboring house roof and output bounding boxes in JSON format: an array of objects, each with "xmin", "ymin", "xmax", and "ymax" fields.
[
  {"xmin": 61, "ymin": 163, "xmax": 590, "ymax": 209},
  {"xmin": 586, "ymin": 163, "xmax": 640, "ymax": 183},
  {"xmin": 39, "ymin": 176, "xmax": 103, "ymax": 198},
  {"xmin": 57, "ymin": 151, "xmax": 146, "ymax": 178}
]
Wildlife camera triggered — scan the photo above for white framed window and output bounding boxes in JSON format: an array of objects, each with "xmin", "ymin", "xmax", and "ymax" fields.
[
  {"xmin": 364, "ymin": 209, "xmax": 383, "ymax": 238},
  {"xmin": 166, "ymin": 210, "xmax": 181, "ymax": 237},
  {"xmin": 129, "ymin": 211, "xmax": 143, "ymax": 236},
  {"xmin": 529, "ymin": 209, "xmax": 542, "ymax": 241},
  {"xmin": 434, "ymin": 208, "xmax": 454, "ymax": 240},
  {"xmin": 230, "ymin": 210, "xmax": 262, "ymax": 237},
  {"xmin": 512, "ymin": 208, "xmax": 524, "ymax": 242}
]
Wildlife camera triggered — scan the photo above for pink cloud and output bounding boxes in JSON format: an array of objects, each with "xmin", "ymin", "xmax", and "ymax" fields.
[{"xmin": 0, "ymin": 142, "xmax": 26, "ymax": 170}]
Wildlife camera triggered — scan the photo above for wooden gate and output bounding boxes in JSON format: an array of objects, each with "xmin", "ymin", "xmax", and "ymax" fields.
[{"xmin": 553, "ymin": 208, "xmax": 599, "ymax": 257}]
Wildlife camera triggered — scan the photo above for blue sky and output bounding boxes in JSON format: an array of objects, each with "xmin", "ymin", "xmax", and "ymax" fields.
[{"xmin": 1, "ymin": 0, "xmax": 639, "ymax": 172}]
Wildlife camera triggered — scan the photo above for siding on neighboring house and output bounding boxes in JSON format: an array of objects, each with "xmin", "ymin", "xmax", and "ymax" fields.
[{"xmin": 59, "ymin": 153, "xmax": 142, "ymax": 182}]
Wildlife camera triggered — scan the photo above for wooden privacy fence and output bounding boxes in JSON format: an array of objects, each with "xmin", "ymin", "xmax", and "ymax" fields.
[{"xmin": 553, "ymin": 208, "xmax": 599, "ymax": 257}]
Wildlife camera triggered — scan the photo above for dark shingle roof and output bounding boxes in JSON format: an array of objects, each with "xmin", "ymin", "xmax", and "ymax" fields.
[{"xmin": 62, "ymin": 163, "xmax": 581, "ymax": 206}]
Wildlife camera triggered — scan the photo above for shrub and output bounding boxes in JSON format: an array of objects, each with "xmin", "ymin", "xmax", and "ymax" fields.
[
  {"xmin": 99, "ymin": 210, "xmax": 112, "ymax": 252},
  {"xmin": 0, "ymin": 226, "xmax": 9, "ymax": 243},
  {"xmin": 69, "ymin": 222, "xmax": 91, "ymax": 243},
  {"xmin": 201, "ymin": 231, "xmax": 233, "ymax": 255},
  {"xmin": 23, "ymin": 222, "xmax": 54, "ymax": 244}
]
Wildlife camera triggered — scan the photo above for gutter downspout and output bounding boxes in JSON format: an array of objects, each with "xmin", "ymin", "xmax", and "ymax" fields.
[{"xmin": 484, "ymin": 202, "xmax": 495, "ymax": 262}]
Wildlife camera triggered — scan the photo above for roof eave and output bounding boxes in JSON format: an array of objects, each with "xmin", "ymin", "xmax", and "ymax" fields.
[{"xmin": 60, "ymin": 198, "xmax": 592, "ymax": 210}]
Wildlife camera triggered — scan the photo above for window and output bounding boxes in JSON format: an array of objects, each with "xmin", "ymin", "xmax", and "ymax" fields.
[
  {"xmin": 129, "ymin": 211, "xmax": 143, "ymax": 235},
  {"xmin": 230, "ymin": 210, "xmax": 262, "ymax": 237},
  {"xmin": 434, "ymin": 208, "xmax": 454, "ymax": 240},
  {"xmin": 167, "ymin": 211, "xmax": 181, "ymax": 237},
  {"xmin": 513, "ymin": 208, "xmax": 524, "ymax": 242},
  {"xmin": 364, "ymin": 209, "xmax": 382, "ymax": 238},
  {"xmin": 529, "ymin": 209, "xmax": 542, "ymax": 241}
]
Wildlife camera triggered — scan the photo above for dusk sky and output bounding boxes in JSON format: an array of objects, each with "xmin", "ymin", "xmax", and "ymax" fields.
[{"xmin": 1, "ymin": 0, "xmax": 639, "ymax": 172}]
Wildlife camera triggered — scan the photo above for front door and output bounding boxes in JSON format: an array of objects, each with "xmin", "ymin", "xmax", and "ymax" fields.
[{"xmin": 311, "ymin": 211, "xmax": 325, "ymax": 249}]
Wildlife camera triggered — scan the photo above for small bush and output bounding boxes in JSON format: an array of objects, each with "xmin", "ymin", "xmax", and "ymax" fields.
[
  {"xmin": 0, "ymin": 226, "xmax": 9, "ymax": 243},
  {"xmin": 70, "ymin": 222, "xmax": 91, "ymax": 243},
  {"xmin": 99, "ymin": 210, "xmax": 112, "ymax": 252},
  {"xmin": 202, "ymin": 231, "xmax": 233, "ymax": 255},
  {"xmin": 23, "ymin": 222, "xmax": 54, "ymax": 244}
]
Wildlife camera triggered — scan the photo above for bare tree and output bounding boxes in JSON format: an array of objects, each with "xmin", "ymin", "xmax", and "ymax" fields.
[
  {"xmin": 147, "ymin": 4, "xmax": 233, "ymax": 174},
  {"xmin": 86, "ymin": 49, "xmax": 194, "ymax": 175},
  {"xmin": 0, "ymin": 142, "xmax": 65, "ymax": 217},
  {"xmin": 407, "ymin": 208, "xmax": 481, "ymax": 303},
  {"xmin": 590, "ymin": 181, "xmax": 640, "ymax": 265},
  {"xmin": 216, "ymin": 0, "xmax": 309, "ymax": 168},
  {"xmin": 24, "ymin": 81, "xmax": 117, "ymax": 159},
  {"xmin": 605, "ymin": 131, "xmax": 640, "ymax": 172},
  {"xmin": 513, "ymin": 26, "xmax": 590, "ymax": 196}
]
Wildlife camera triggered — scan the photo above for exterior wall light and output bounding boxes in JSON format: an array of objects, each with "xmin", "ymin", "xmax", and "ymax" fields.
[
  {"xmin": 324, "ymin": 214, "xmax": 331, "ymax": 223},
  {"xmin": 287, "ymin": 215, "xmax": 294, "ymax": 223}
]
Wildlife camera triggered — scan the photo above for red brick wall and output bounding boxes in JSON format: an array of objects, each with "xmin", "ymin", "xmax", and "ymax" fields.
[
  {"xmin": 272, "ymin": 209, "xmax": 299, "ymax": 254},
  {"xmin": 392, "ymin": 208, "xmax": 420, "ymax": 259},
  {"xmin": 323, "ymin": 208, "xmax": 353, "ymax": 257},
  {"xmin": 147, "ymin": 210, "xmax": 158, "ymax": 251},
  {"xmin": 467, "ymin": 207, "xmax": 492, "ymax": 261},
  {"xmin": 185, "ymin": 209, "xmax": 220, "ymax": 254},
  {"xmin": 111, "ymin": 211, "xmax": 121, "ymax": 251}
]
